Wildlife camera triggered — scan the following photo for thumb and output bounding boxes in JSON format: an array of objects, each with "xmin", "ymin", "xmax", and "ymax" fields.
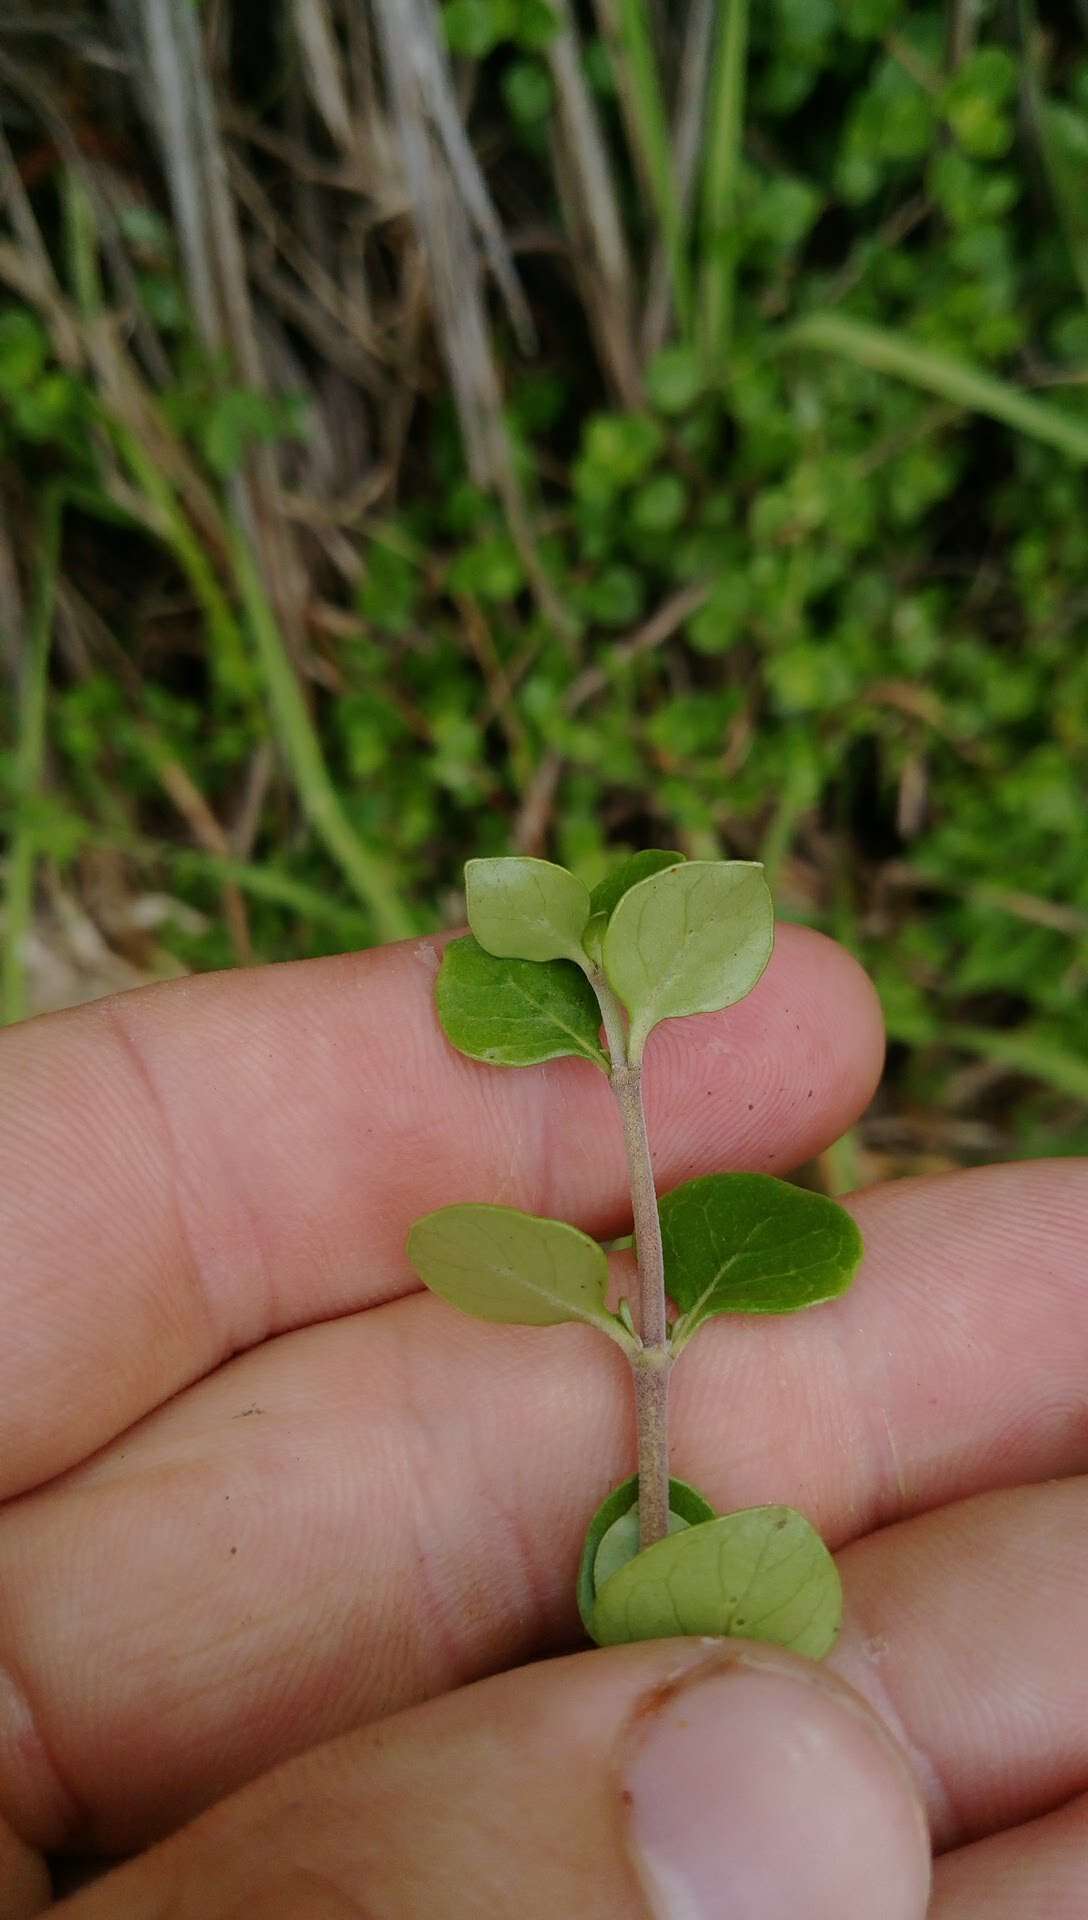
[
  {"xmin": 56, "ymin": 1640, "xmax": 930, "ymax": 1920},
  {"xmin": 618, "ymin": 1642, "xmax": 931, "ymax": 1919}
]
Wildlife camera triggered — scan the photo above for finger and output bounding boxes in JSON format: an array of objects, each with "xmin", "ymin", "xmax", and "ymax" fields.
[
  {"xmin": 56, "ymin": 1642, "xmax": 929, "ymax": 1920},
  {"xmin": 929, "ymin": 1793, "xmax": 1088, "ymax": 1917},
  {"xmin": 679, "ymin": 1153, "xmax": 1088, "ymax": 1528},
  {"xmin": 0, "ymin": 1811, "xmax": 49, "ymax": 1918},
  {"xmin": 0, "ymin": 926, "xmax": 882, "ymax": 1500},
  {"xmin": 830, "ymin": 1478, "xmax": 1088, "ymax": 1849},
  {"xmin": 4, "ymin": 1163, "xmax": 1088, "ymax": 1851}
]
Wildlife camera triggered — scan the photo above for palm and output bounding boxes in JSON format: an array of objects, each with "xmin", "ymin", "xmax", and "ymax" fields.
[{"xmin": 2, "ymin": 928, "xmax": 1085, "ymax": 1916}]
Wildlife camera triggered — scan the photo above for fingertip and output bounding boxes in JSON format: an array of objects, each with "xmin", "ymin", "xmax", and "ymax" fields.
[
  {"xmin": 644, "ymin": 922, "xmax": 885, "ymax": 1182},
  {"xmin": 776, "ymin": 922, "xmax": 887, "ymax": 1137},
  {"xmin": 620, "ymin": 1645, "xmax": 930, "ymax": 1920}
]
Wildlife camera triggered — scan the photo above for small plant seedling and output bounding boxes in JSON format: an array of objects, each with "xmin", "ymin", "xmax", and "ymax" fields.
[{"xmin": 407, "ymin": 853, "xmax": 863, "ymax": 1655}]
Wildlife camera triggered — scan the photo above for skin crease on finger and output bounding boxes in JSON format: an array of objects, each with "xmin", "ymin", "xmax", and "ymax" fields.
[
  {"xmin": 1, "ymin": 1165, "xmax": 1088, "ymax": 1861},
  {"xmin": 927, "ymin": 1789, "xmax": 1088, "ymax": 1916},
  {"xmin": 0, "ymin": 926, "xmax": 884, "ymax": 1504}
]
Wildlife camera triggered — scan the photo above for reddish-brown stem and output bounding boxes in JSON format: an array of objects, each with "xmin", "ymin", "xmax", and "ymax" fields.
[{"xmin": 590, "ymin": 970, "xmax": 673, "ymax": 1549}]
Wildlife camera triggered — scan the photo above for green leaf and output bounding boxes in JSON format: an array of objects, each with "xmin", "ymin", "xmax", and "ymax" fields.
[
  {"xmin": 0, "ymin": 311, "xmax": 48, "ymax": 395},
  {"xmin": 514, "ymin": 0, "xmax": 560, "ymax": 50},
  {"xmin": 582, "ymin": 411, "xmax": 665, "ymax": 486},
  {"xmin": 407, "ymin": 1202, "xmax": 628, "ymax": 1344},
  {"xmin": 576, "ymin": 1474, "xmax": 717, "ymax": 1637},
  {"xmin": 601, "ymin": 860, "xmax": 774, "ymax": 1059},
  {"xmin": 646, "ymin": 344, "xmax": 704, "ymax": 414},
  {"xmin": 442, "ymin": 0, "xmax": 515, "ymax": 58},
  {"xmin": 631, "ymin": 473, "xmax": 687, "ymax": 534},
  {"xmin": 436, "ymin": 935, "xmax": 608, "ymax": 1069},
  {"xmin": 503, "ymin": 58, "xmax": 553, "ymax": 124},
  {"xmin": 447, "ymin": 534, "xmax": 525, "ymax": 601},
  {"xmin": 591, "ymin": 1506, "xmax": 842, "ymax": 1658},
  {"xmin": 589, "ymin": 849, "xmax": 685, "ymax": 921},
  {"xmin": 595, "ymin": 1505, "xmax": 690, "ymax": 1590},
  {"xmin": 942, "ymin": 47, "xmax": 1016, "ymax": 160},
  {"xmin": 580, "ymin": 563, "xmax": 645, "ymax": 627},
  {"xmin": 202, "ymin": 387, "xmax": 307, "ymax": 478},
  {"xmin": 581, "ymin": 910, "xmax": 608, "ymax": 967},
  {"xmin": 662, "ymin": 1172, "xmax": 863, "ymax": 1344},
  {"xmin": 465, "ymin": 856, "xmax": 591, "ymax": 964}
]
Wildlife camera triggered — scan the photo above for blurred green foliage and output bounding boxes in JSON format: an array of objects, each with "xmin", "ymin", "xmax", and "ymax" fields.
[{"xmin": 1, "ymin": 0, "xmax": 1087, "ymax": 1162}]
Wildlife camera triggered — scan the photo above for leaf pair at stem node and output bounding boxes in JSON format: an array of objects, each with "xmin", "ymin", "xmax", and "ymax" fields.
[{"xmin": 449, "ymin": 848, "xmax": 773, "ymax": 1066}]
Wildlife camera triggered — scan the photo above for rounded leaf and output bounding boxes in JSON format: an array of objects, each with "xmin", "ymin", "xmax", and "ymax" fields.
[
  {"xmin": 576, "ymin": 1474, "xmax": 716, "ymax": 1637},
  {"xmin": 594, "ymin": 1506, "xmax": 690, "ymax": 1591},
  {"xmin": 601, "ymin": 861, "xmax": 774, "ymax": 1059},
  {"xmin": 662, "ymin": 1172, "xmax": 863, "ymax": 1340},
  {"xmin": 588, "ymin": 849, "xmax": 685, "ymax": 921},
  {"xmin": 465, "ymin": 856, "xmax": 591, "ymax": 964},
  {"xmin": 646, "ymin": 344, "xmax": 704, "ymax": 414},
  {"xmin": 408, "ymin": 1202, "xmax": 624, "ymax": 1340},
  {"xmin": 436, "ymin": 935, "xmax": 608, "ymax": 1070},
  {"xmin": 591, "ymin": 1506, "xmax": 842, "ymax": 1659},
  {"xmin": 581, "ymin": 910, "xmax": 608, "ymax": 968}
]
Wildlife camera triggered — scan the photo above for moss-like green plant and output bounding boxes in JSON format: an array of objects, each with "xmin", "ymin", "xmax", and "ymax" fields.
[{"xmin": 407, "ymin": 852, "xmax": 863, "ymax": 1654}]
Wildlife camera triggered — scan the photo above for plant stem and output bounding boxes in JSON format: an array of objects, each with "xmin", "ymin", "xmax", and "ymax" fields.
[
  {"xmin": 612, "ymin": 1062, "xmax": 669, "ymax": 1354},
  {"xmin": 698, "ymin": 0, "xmax": 749, "ymax": 368},
  {"xmin": 589, "ymin": 968, "xmax": 673, "ymax": 1550},
  {"xmin": 633, "ymin": 1353, "xmax": 671, "ymax": 1548}
]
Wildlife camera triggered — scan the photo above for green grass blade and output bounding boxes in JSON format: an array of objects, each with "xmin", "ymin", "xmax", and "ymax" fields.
[
  {"xmin": 111, "ymin": 421, "xmax": 253, "ymax": 698},
  {"xmin": 698, "ymin": 0, "xmax": 749, "ymax": 367},
  {"xmin": 787, "ymin": 312, "xmax": 1088, "ymax": 463},
  {"xmin": 614, "ymin": 0, "xmax": 692, "ymax": 335},
  {"xmin": 2, "ymin": 493, "xmax": 61, "ymax": 1025},
  {"xmin": 70, "ymin": 823, "xmax": 373, "ymax": 942},
  {"xmin": 1019, "ymin": 0, "xmax": 1088, "ymax": 315},
  {"xmin": 110, "ymin": 418, "xmax": 411, "ymax": 943},
  {"xmin": 168, "ymin": 852, "xmax": 372, "ymax": 939},
  {"xmin": 886, "ymin": 1012, "xmax": 1088, "ymax": 1105},
  {"xmin": 1034, "ymin": 101, "xmax": 1088, "ymax": 315},
  {"xmin": 945, "ymin": 1025, "xmax": 1088, "ymax": 1104},
  {"xmin": 230, "ymin": 527, "xmax": 414, "ymax": 942},
  {"xmin": 62, "ymin": 168, "xmax": 103, "ymax": 316}
]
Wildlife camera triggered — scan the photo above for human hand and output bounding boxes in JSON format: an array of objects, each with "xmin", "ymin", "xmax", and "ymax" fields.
[{"xmin": 1, "ymin": 929, "xmax": 1084, "ymax": 1917}]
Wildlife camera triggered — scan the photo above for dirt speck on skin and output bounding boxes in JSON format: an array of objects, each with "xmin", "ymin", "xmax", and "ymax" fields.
[
  {"xmin": 623, "ymin": 1648, "xmax": 749, "ymax": 1742},
  {"xmin": 413, "ymin": 938, "xmax": 441, "ymax": 976}
]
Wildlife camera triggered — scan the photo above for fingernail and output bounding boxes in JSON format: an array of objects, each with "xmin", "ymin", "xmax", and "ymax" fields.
[{"xmin": 621, "ymin": 1652, "xmax": 930, "ymax": 1920}]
